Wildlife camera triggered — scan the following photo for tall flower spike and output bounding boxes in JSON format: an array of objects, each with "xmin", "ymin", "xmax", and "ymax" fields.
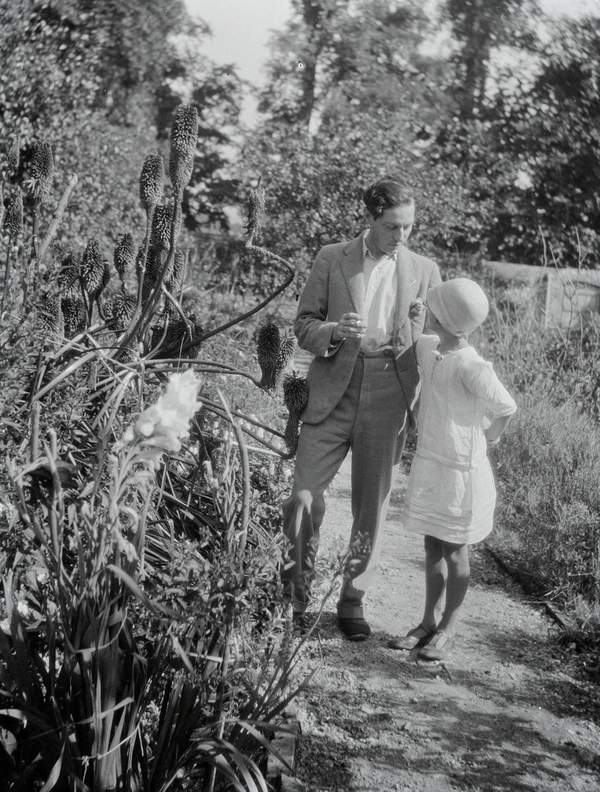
[
  {"xmin": 139, "ymin": 152, "xmax": 164, "ymax": 214},
  {"xmin": 109, "ymin": 290, "xmax": 137, "ymax": 331},
  {"xmin": 29, "ymin": 141, "xmax": 54, "ymax": 203},
  {"xmin": 170, "ymin": 104, "xmax": 199, "ymax": 159},
  {"xmin": 283, "ymin": 373, "xmax": 310, "ymax": 455},
  {"xmin": 58, "ymin": 252, "xmax": 80, "ymax": 297},
  {"xmin": 169, "ymin": 147, "xmax": 194, "ymax": 194},
  {"xmin": 245, "ymin": 183, "xmax": 265, "ymax": 245},
  {"xmin": 81, "ymin": 239, "xmax": 106, "ymax": 298},
  {"xmin": 169, "ymin": 104, "xmax": 198, "ymax": 192},
  {"xmin": 6, "ymin": 136, "xmax": 20, "ymax": 177},
  {"xmin": 61, "ymin": 295, "xmax": 86, "ymax": 338},
  {"xmin": 113, "ymin": 233, "xmax": 135, "ymax": 283},
  {"xmin": 37, "ymin": 294, "xmax": 64, "ymax": 341},
  {"xmin": 276, "ymin": 334, "xmax": 296, "ymax": 378},
  {"xmin": 166, "ymin": 249, "xmax": 185, "ymax": 298},
  {"xmin": 151, "ymin": 203, "xmax": 174, "ymax": 251},
  {"xmin": 141, "ymin": 245, "xmax": 169, "ymax": 305},
  {"xmin": 145, "ymin": 245, "xmax": 166, "ymax": 281},
  {"xmin": 3, "ymin": 189, "xmax": 23, "ymax": 240},
  {"xmin": 257, "ymin": 322, "xmax": 281, "ymax": 390}
]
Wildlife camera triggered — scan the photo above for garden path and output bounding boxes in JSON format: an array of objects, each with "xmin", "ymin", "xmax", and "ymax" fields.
[{"xmin": 290, "ymin": 456, "xmax": 600, "ymax": 792}]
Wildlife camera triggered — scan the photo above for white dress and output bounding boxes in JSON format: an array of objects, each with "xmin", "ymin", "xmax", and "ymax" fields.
[{"xmin": 403, "ymin": 334, "xmax": 517, "ymax": 545}]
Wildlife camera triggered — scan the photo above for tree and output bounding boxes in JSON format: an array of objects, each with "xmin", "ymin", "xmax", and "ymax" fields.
[
  {"xmin": 258, "ymin": 0, "xmax": 441, "ymax": 130},
  {"xmin": 486, "ymin": 15, "xmax": 600, "ymax": 264},
  {"xmin": 443, "ymin": 0, "xmax": 541, "ymax": 121},
  {"xmin": 0, "ymin": 0, "xmax": 190, "ymax": 140},
  {"xmin": 0, "ymin": 0, "xmax": 243, "ymax": 252},
  {"xmin": 244, "ymin": 1, "xmax": 491, "ymax": 267}
]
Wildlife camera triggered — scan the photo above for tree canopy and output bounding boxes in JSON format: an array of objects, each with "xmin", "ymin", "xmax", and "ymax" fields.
[{"xmin": 244, "ymin": 0, "xmax": 600, "ymax": 267}]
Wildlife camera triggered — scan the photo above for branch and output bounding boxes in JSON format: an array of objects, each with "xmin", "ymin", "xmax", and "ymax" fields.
[{"xmin": 199, "ymin": 244, "xmax": 295, "ymax": 343}]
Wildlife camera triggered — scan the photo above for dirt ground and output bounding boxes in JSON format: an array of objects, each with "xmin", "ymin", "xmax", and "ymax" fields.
[{"xmin": 289, "ymin": 456, "xmax": 600, "ymax": 792}]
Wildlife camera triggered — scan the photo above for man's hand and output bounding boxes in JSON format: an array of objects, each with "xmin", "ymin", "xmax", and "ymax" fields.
[{"xmin": 331, "ymin": 312, "xmax": 366, "ymax": 343}]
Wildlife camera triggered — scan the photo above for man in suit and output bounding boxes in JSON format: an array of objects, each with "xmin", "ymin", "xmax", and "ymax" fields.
[{"xmin": 282, "ymin": 177, "xmax": 441, "ymax": 640}]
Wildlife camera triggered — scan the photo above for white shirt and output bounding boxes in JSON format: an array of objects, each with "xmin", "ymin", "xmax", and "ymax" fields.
[{"xmin": 361, "ymin": 233, "xmax": 398, "ymax": 352}]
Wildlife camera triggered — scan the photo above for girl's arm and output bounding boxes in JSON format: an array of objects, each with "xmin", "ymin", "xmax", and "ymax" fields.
[
  {"xmin": 460, "ymin": 358, "xmax": 517, "ymax": 448},
  {"xmin": 485, "ymin": 413, "xmax": 513, "ymax": 447}
]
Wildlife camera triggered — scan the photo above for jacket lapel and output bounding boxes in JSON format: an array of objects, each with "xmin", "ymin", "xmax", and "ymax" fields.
[{"xmin": 340, "ymin": 235, "xmax": 364, "ymax": 315}]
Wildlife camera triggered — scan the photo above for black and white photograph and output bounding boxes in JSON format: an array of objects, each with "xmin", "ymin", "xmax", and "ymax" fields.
[{"xmin": 0, "ymin": 1, "xmax": 599, "ymax": 790}]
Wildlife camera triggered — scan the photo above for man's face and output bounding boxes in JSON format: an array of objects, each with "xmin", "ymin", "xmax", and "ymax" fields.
[{"xmin": 367, "ymin": 202, "xmax": 415, "ymax": 257}]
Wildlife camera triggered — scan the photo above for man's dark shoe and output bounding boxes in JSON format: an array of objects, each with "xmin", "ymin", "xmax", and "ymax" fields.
[{"xmin": 337, "ymin": 615, "xmax": 371, "ymax": 641}]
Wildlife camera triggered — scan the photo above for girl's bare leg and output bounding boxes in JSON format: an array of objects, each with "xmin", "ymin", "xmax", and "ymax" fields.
[
  {"xmin": 422, "ymin": 535, "xmax": 446, "ymax": 629},
  {"xmin": 438, "ymin": 541, "xmax": 470, "ymax": 635}
]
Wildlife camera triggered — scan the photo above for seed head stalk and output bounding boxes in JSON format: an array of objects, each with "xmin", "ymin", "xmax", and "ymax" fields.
[
  {"xmin": 117, "ymin": 201, "xmax": 182, "ymax": 356},
  {"xmin": 1, "ymin": 189, "xmax": 23, "ymax": 312},
  {"xmin": 117, "ymin": 107, "xmax": 197, "ymax": 356},
  {"xmin": 27, "ymin": 141, "xmax": 54, "ymax": 302}
]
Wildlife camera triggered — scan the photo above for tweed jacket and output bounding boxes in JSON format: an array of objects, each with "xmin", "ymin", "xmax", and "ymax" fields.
[{"xmin": 295, "ymin": 234, "xmax": 441, "ymax": 424}]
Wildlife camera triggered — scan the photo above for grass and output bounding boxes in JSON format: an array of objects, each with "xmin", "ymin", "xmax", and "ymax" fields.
[{"xmin": 473, "ymin": 272, "xmax": 600, "ymax": 658}]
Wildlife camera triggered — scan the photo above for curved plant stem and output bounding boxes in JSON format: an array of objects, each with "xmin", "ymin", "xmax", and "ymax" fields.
[
  {"xmin": 27, "ymin": 200, "xmax": 41, "ymax": 302},
  {"xmin": 134, "ymin": 205, "xmax": 156, "ymax": 326},
  {"xmin": 201, "ymin": 400, "xmax": 287, "ymax": 459},
  {"xmin": 217, "ymin": 389, "xmax": 250, "ymax": 556},
  {"xmin": 200, "ymin": 396, "xmax": 285, "ymax": 439},
  {"xmin": 146, "ymin": 358, "xmax": 263, "ymax": 388},
  {"xmin": 118, "ymin": 193, "xmax": 182, "ymax": 355},
  {"xmin": 0, "ymin": 243, "xmax": 12, "ymax": 312},
  {"xmin": 200, "ymin": 245, "xmax": 294, "ymax": 343},
  {"xmin": 30, "ymin": 401, "xmax": 40, "ymax": 463}
]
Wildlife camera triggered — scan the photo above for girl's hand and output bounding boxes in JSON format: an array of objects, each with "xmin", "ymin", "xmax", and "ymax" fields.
[
  {"xmin": 486, "ymin": 414, "xmax": 513, "ymax": 448},
  {"xmin": 409, "ymin": 298, "xmax": 426, "ymax": 319}
]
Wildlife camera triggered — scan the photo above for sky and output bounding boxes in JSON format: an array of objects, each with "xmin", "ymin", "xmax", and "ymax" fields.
[
  {"xmin": 184, "ymin": 0, "xmax": 598, "ymax": 120},
  {"xmin": 185, "ymin": 0, "xmax": 293, "ymax": 88}
]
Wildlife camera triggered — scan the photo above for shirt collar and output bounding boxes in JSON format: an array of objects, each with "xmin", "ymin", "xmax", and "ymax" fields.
[{"xmin": 362, "ymin": 231, "xmax": 396, "ymax": 264}]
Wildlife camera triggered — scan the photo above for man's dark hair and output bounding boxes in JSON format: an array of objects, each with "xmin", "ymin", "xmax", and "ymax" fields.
[{"xmin": 363, "ymin": 177, "xmax": 414, "ymax": 219}]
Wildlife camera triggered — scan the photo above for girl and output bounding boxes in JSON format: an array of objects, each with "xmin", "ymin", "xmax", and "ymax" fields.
[{"xmin": 389, "ymin": 277, "xmax": 517, "ymax": 661}]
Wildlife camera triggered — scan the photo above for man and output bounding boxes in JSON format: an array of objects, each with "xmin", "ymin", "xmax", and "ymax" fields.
[{"xmin": 282, "ymin": 177, "xmax": 441, "ymax": 640}]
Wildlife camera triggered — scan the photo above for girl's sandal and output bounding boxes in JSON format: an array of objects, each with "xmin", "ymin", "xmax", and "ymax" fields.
[
  {"xmin": 387, "ymin": 623, "xmax": 437, "ymax": 651},
  {"xmin": 417, "ymin": 629, "xmax": 455, "ymax": 661}
]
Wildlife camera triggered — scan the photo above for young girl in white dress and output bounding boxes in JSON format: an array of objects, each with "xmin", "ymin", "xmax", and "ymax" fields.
[{"xmin": 389, "ymin": 277, "xmax": 517, "ymax": 661}]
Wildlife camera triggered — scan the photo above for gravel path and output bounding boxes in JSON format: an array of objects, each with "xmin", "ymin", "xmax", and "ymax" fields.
[{"xmin": 290, "ymin": 457, "xmax": 600, "ymax": 792}]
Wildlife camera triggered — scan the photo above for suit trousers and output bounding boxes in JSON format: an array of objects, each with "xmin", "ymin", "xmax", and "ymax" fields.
[{"xmin": 282, "ymin": 353, "xmax": 408, "ymax": 618}]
